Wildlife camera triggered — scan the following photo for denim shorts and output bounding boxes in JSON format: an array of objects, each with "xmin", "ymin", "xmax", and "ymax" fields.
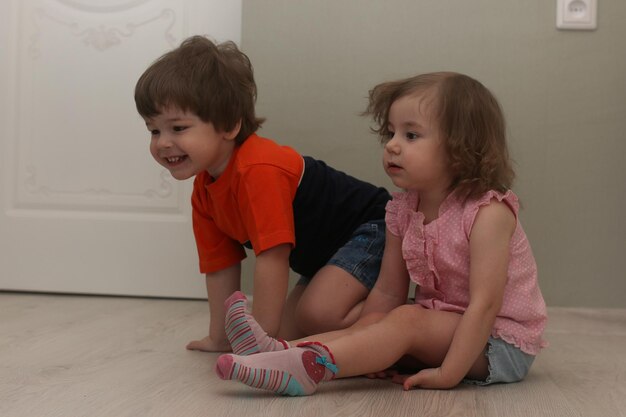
[
  {"xmin": 297, "ymin": 219, "xmax": 385, "ymax": 290},
  {"xmin": 463, "ymin": 337, "xmax": 536, "ymax": 386}
]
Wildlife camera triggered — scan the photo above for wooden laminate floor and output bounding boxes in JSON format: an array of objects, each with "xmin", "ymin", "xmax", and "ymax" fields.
[{"xmin": 1, "ymin": 292, "xmax": 625, "ymax": 417}]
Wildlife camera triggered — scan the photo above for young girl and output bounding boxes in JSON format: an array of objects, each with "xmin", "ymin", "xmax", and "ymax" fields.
[{"xmin": 214, "ymin": 72, "xmax": 547, "ymax": 395}]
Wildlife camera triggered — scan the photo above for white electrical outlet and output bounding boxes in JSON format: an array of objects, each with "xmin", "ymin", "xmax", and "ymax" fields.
[{"xmin": 557, "ymin": 0, "xmax": 597, "ymax": 30}]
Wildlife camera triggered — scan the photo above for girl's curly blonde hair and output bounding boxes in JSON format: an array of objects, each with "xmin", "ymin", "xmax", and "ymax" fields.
[{"xmin": 364, "ymin": 72, "xmax": 514, "ymax": 199}]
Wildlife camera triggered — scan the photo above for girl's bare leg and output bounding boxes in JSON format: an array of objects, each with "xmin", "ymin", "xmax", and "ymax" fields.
[
  {"xmin": 327, "ymin": 305, "xmax": 488, "ymax": 380},
  {"xmin": 216, "ymin": 304, "xmax": 481, "ymax": 396}
]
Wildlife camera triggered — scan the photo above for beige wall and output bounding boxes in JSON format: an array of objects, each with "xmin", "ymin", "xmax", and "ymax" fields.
[{"xmin": 241, "ymin": 0, "xmax": 626, "ymax": 307}]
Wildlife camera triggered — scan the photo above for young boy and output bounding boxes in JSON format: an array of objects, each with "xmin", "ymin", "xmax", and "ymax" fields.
[{"xmin": 134, "ymin": 36, "xmax": 390, "ymax": 352}]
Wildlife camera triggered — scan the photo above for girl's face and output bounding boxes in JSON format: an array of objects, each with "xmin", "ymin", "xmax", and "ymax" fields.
[
  {"xmin": 144, "ymin": 107, "xmax": 238, "ymax": 180},
  {"xmin": 382, "ymin": 93, "xmax": 452, "ymax": 194}
]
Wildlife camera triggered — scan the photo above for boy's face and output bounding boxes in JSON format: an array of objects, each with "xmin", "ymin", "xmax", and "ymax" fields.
[{"xmin": 143, "ymin": 107, "xmax": 237, "ymax": 180}]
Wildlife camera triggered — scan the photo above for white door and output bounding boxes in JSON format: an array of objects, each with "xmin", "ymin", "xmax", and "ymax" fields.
[{"xmin": 0, "ymin": 0, "xmax": 242, "ymax": 298}]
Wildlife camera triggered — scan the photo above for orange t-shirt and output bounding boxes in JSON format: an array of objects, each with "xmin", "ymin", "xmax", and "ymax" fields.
[{"xmin": 191, "ymin": 134, "xmax": 304, "ymax": 273}]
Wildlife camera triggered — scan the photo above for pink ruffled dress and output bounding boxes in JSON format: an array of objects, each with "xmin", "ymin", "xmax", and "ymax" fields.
[{"xmin": 386, "ymin": 189, "xmax": 547, "ymax": 355}]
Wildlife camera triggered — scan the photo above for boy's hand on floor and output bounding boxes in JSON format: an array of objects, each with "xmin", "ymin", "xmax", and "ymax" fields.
[{"xmin": 186, "ymin": 336, "xmax": 231, "ymax": 352}]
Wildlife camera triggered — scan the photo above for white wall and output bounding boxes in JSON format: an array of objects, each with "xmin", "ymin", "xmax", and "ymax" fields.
[{"xmin": 242, "ymin": 0, "xmax": 626, "ymax": 307}]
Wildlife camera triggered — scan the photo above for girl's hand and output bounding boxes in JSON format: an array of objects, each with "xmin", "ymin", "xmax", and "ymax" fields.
[{"xmin": 399, "ymin": 367, "xmax": 458, "ymax": 390}]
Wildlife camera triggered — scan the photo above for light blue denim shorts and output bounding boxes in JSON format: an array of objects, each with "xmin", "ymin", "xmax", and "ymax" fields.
[
  {"xmin": 297, "ymin": 219, "xmax": 385, "ymax": 290},
  {"xmin": 463, "ymin": 337, "xmax": 536, "ymax": 386}
]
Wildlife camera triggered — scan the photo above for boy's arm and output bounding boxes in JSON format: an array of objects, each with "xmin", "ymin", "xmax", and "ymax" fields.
[
  {"xmin": 186, "ymin": 263, "xmax": 241, "ymax": 352},
  {"xmin": 251, "ymin": 243, "xmax": 291, "ymax": 337}
]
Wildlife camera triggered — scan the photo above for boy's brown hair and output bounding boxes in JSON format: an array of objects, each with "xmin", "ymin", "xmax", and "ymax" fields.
[
  {"xmin": 135, "ymin": 36, "xmax": 264, "ymax": 145},
  {"xmin": 364, "ymin": 72, "xmax": 515, "ymax": 199}
]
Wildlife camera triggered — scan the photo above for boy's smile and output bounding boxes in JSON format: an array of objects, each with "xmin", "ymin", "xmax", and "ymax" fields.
[
  {"xmin": 144, "ymin": 108, "xmax": 238, "ymax": 180},
  {"xmin": 165, "ymin": 156, "xmax": 186, "ymax": 165}
]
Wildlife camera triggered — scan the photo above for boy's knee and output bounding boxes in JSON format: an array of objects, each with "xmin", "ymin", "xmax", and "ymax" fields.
[{"xmin": 294, "ymin": 303, "xmax": 351, "ymax": 335}]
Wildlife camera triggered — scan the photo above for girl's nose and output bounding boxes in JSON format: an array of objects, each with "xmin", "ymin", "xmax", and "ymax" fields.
[{"xmin": 384, "ymin": 135, "xmax": 399, "ymax": 153}]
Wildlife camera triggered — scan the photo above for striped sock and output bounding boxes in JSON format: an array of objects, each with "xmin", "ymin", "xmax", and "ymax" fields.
[
  {"xmin": 224, "ymin": 291, "xmax": 289, "ymax": 355},
  {"xmin": 215, "ymin": 342, "xmax": 337, "ymax": 396}
]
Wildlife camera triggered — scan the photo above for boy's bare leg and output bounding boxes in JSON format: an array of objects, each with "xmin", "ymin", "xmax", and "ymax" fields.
[
  {"xmin": 277, "ymin": 284, "xmax": 307, "ymax": 340},
  {"xmin": 223, "ymin": 286, "xmax": 388, "ymax": 355},
  {"xmin": 295, "ymin": 265, "xmax": 369, "ymax": 335},
  {"xmin": 225, "ymin": 291, "xmax": 289, "ymax": 355}
]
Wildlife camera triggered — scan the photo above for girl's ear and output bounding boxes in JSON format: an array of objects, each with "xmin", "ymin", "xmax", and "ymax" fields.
[{"xmin": 224, "ymin": 119, "xmax": 242, "ymax": 141}]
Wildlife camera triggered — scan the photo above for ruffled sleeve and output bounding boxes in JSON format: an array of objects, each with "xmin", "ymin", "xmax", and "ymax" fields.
[
  {"xmin": 462, "ymin": 190, "xmax": 519, "ymax": 237},
  {"xmin": 385, "ymin": 192, "xmax": 416, "ymax": 237}
]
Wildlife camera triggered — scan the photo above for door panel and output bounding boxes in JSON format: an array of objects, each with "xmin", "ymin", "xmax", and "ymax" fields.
[{"xmin": 0, "ymin": 0, "xmax": 242, "ymax": 297}]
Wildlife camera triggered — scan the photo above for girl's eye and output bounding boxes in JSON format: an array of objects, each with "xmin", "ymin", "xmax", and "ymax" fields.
[
  {"xmin": 406, "ymin": 132, "xmax": 420, "ymax": 140},
  {"xmin": 173, "ymin": 126, "xmax": 188, "ymax": 132},
  {"xmin": 150, "ymin": 129, "xmax": 159, "ymax": 136},
  {"xmin": 382, "ymin": 131, "xmax": 394, "ymax": 142}
]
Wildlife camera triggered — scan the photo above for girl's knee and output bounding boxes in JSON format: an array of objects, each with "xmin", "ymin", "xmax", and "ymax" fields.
[{"xmin": 386, "ymin": 304, "xmax": 426, "ymax": 325}]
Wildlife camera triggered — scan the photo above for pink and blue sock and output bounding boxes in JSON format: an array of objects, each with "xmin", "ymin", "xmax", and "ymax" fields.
[
  {"xmin": 215, "ymin": 342, "xmax": 338, "ymax": 396},
  {"xmin": 224, "ymin": 291, "xmax": 289, "ymax": 355}
]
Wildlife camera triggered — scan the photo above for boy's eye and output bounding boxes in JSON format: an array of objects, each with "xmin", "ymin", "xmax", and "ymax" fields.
[
  {"xmin": 173, "ymin": 126, "xmax": 188, "ymax": 132},
  {"xmin": 150, "ymin": 129, "xmax": 160, "ymax": 136}
]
